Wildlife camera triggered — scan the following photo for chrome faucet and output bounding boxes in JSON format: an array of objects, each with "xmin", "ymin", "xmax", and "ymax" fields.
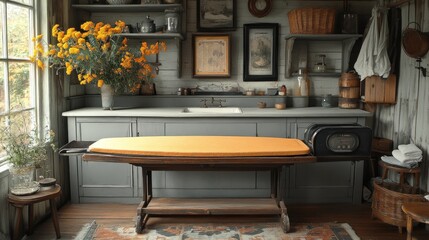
[
  {"xmin": 211, "ymin": 97, "xmax": 226, "ymax": 107},
  {"xmin": 200, "ymin": 99, "xmax": 208, "ymax": 108}
]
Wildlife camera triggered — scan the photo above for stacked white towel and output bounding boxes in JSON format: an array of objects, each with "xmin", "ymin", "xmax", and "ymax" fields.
[
  {"xmin": 391, "ymin": 143, "xmax": 423, "ymax": 164},
  {"xmin": 398, "ymin": 143, "xmax": 423, "ymax": 158},
  {"xmin": 381, "ymin": 155, "xmax": 418, "ymax": 168}
]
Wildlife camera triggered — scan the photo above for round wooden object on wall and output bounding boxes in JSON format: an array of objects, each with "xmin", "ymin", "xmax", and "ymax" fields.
[{"xmin": 248, "ymin": 0, "xmax": 272, "ymax": 18}]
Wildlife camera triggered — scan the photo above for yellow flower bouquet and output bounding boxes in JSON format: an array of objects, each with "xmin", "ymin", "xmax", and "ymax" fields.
[{"xmin": 32, "ymin": 20, "xmax": 166, "ymax": 94}]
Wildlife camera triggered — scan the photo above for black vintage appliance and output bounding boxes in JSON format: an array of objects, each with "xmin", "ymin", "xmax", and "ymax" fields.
[{"xmin": 304, "ymin": 123, "xmax": 372, "ymax": 159}]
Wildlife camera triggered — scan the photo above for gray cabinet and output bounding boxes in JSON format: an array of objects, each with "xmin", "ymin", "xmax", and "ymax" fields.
[
  {"xmin": 66, "ymin": 115, "xmax": 367, "ymax": 203},
  {"xmin": 67, "ymin": 117, "xmax": 139, "ymax": 203},
  {"xmin": 285, "ymin": 117, "xmax": 365, "ymax": 203}
]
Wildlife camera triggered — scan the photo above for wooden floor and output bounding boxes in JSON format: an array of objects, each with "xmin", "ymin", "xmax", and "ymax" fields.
[{"xmin": 24, "ymin": 202, "xmax": 429, "ymax": 240}]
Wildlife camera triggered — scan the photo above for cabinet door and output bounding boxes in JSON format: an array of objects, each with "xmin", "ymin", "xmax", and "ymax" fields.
[
  {"xmin": 257, "ymin": 119, "xmax": 287, "ymax": 137},
  {"xmin": 136, "ymin": 119, "xmax": 166, "ymax": 196},
  {"xmin": 165, "ymin": 120, "xmax": 257, "ymax": 136},
  {"xmin": 76, "ymin": 118, "xmax": 138, "ymax": 202},
  {"xmin": 154, "ymin": 118, "xmax": 270, "ymax": 197},
  {"xmin": 286, "ymin": 117, "xmax": 360, "ymax": 203}
]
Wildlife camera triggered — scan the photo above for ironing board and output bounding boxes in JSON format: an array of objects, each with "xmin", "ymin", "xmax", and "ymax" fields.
[{"xmin": 82, "ymin": 136, "xmax": 315, "ymax": 233}]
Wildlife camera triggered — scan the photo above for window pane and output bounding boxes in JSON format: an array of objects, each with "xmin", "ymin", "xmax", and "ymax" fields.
[
  {"xmin": 0, "ymin": 116, "xmax": 6, "ymax": 159},
  {"xmin": 0, "ymin": 110, "xmax": 34, "ymax": 161},
  {"xmin": 9, "ymin": 0, "xmax": 32, "ymax": 6},
  {"xmin": 9, "ymin": 110, "xmax": 33, "ymax": 136},
  {"xmin": 0, "ymin": 4, "xmax": 4, "ymax": 57},
  {"xmin": 0, "ymin": 62, "xmax": 4, "ymax": 113},
  {"xmin": 9, "ymin": 62, "xmax": 31, "ymax": 110},
  {"xmin": 7, "ymin": 3, "xmax": 30, "ymax": 58}
]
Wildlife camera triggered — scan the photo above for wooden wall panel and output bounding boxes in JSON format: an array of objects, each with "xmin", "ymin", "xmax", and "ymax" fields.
[{"xmin": 374, "ymin": 0, "xmax": 429, "ymax": 191}]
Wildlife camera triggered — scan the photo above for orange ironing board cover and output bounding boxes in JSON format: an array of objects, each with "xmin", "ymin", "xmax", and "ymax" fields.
[{"xmin": 88, "ymin": 136, "xmax": 310, "ymax": 157}]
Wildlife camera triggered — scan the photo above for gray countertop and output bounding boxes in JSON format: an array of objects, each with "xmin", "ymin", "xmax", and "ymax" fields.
[{"xmin": 62, "ymin": 107, "xmax": 372, "ymax": 118}]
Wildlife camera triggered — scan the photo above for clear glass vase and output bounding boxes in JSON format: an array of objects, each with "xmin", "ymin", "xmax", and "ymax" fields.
[{"xmin": 9, "ymin": 166, "xmax": 39, "ymax": 195}]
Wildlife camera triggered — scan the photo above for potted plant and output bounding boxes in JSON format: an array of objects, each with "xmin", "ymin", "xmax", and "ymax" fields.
[
  {"xmin": 31, "ymin": 20, "xmax": 166, "ymax": 110},
  {"xmin": 0, "ymin": 114, "xmax": 55, "ymax": 195}
]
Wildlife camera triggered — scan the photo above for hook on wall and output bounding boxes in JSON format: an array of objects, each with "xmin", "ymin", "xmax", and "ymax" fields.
[{"xmin": 415, "ymin": 58, "xmax": 427, "ymax": 77}]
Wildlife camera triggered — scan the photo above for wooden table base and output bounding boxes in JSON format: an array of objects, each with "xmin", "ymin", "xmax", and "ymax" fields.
[{"xmin": 135, "ymin": 168, "xmax": 290, "ymax": 233}]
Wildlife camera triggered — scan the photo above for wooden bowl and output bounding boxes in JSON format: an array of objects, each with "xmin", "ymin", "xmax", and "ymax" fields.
[
  {"xmin": 275, "ymin": 103, "xmax": 286, "ymax": 110},
  {"xmin": 258, "ymin": 102, "xmax": 267, "ymax": 108}
]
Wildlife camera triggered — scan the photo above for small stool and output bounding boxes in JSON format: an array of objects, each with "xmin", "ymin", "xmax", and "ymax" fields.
[
  {"xmin": 402, "ymin": 202, "xmax": 429, "ymax": 240},
  {"xmin": 379, "ymin": 161, "xmax": 421, "ymax": 188},
  {"xmin": 8, "ymin": 184, "xmax": 61, "ymax": 240}
]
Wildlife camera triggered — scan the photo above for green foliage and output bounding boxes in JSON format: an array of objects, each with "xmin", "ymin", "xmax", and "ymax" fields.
[{"xmin": 0, "ymin": 113, "xmax": 56, "ymax": 167}]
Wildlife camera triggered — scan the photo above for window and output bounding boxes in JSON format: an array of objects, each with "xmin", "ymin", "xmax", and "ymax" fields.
[{"xmin": 0, "ymin": 0, "xmax": 38, "ymax": 165}]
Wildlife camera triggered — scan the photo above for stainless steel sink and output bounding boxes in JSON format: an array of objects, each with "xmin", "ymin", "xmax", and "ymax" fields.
[{"xmin": 182, "ymin": 107, "xmax": 242, "ymax": 114}]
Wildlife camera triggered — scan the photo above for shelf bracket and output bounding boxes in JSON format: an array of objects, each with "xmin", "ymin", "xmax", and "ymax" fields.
[{"xmin": 284, "ymin": 38, "xmax": 296, "ymax": 78}]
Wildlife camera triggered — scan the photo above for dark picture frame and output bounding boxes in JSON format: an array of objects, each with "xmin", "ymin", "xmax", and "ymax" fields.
[
  {"xmin": 192, "ymin": 33, "xmax": 231, "ymax": 78},
  {"xmin": 243, "ymin": 23, "xmax": 279, "ymax": 81},
  {"xmin": 197, "ymin": 0, "xmax": 236, "ymax": 31}
]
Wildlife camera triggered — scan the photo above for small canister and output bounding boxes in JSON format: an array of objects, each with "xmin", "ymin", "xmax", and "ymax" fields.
[
  {"xmin": 177, "ymin": 88, "xmax": 183, "ymax": 95},
  {"xmin": 165, "ymin": 9, "xmax": 180, "ymax": 33}
]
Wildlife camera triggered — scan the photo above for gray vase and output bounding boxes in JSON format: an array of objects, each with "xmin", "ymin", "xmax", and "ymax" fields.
[{"xmin": 101, "ymin": 84, "xmax": 114, "ymax": 110}]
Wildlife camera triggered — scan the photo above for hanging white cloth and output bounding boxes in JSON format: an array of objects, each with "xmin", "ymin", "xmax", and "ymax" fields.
[{"xmin": 354, "ymin": 7, "xmax": 391, "ymax": 80}]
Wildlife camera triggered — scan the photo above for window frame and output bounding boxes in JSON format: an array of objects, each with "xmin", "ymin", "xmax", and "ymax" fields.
[{"xmin": 0, "ymin": 0, "xmax": 47, "ymax": 167}]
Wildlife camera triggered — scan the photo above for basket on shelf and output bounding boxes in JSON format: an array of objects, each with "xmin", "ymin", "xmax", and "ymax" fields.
[
  {"xmin": 288, "ymin": 8, "xmax": 336, "ymax": 34},
  {"xmin": 372, "ymin": 180, "xmax": 427, "ymax": 229}
]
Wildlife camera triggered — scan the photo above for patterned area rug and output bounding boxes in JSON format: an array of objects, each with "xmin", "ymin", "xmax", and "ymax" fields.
[{"xmin": 76, "ymin": 221, "xmax": 360, "ymax": 240}]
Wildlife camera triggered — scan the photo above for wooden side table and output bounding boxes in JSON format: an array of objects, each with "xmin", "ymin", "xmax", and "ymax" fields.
[
  {"xmin": 379, "ymin": 161, "xmax": 421, "ymax": 188},
  {"xmin": 402, "ymin": 202, "xmax": 429, "ymax": 240},
  {"xmin": 8, "ymin": 184, "xmax": 61, "ymax": 240}
]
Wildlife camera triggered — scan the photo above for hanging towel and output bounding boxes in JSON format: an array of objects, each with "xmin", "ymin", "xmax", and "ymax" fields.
[
  {"xmin": 354, "ymin": 7, "xmax": 391, "ymax": 80},
  {"xmin": 398, "ymin": 143, "xmax": 423, "ymax": 158},
  {"xmin": 392, "ymin": 149, "xmax": 423, "ymax": 163}
]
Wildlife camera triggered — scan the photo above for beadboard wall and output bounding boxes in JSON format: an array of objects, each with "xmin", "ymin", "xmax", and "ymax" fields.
[{"xmin": 78, "ymin": 0, "xmax": 375, "ymax": 96}]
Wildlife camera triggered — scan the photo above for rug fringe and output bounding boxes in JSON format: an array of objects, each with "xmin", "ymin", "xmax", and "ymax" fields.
[
  {"xmin": 340, "ymin": 223, "xmax": 361, "ymax": 240},
  {"xmin": 74, "ymin": 220, "xmax": 97, "ymax": 240}
]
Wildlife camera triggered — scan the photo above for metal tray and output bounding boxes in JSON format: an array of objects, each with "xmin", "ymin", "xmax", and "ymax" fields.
[{"xmin": 59, "ymin": 141, "xmax": 94, "ymax": 156}]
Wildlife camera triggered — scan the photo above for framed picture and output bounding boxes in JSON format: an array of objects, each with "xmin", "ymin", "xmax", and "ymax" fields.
[
  {"xmin": 243, "ymin": 23, "xmax": 279, "ymax": 81},
  {"xmin": 193, "ymin": 34, "xmax": 231, "ymax": 78},
  {"xmin": 197, "ymin": 0, "xmax": 236, "ymax": 31}
]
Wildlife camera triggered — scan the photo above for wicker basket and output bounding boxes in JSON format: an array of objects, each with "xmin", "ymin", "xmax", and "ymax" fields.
[
  {"xmin": 288, "ymin": 8, "xmax": 336, "ymax": 34},
  {"xmin": 372, "ymin": 180, "xmax": 426, "ymax": 228}
]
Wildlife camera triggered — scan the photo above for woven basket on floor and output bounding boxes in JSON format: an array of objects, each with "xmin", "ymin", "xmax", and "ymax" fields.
[
  {"xmin": 288, "ymin": 8, "xmax": 336, "ymax": 34},
  {"xmin": 372, "ymin": 180, "xmax": 426, "ymax": 228}
]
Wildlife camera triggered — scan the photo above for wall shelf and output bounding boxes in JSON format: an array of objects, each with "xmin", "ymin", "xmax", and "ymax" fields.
[
  {"xmin": 292, "ymin": 72, "xmax": 342, "ymax": 77},
  {"xmin": 118, "ymin": 32, "xmax": 184, "ymax": 40},
  {"xmin": 71, "ymin": 4, "xmax": 183, "ymax": 13},
  {"xmin": 72, "ymin": 2, "xmax": 187, "ymax": 78},
  {"xmin": 285, "ymin": 34, "xmax": 362, "ymax": 78}
]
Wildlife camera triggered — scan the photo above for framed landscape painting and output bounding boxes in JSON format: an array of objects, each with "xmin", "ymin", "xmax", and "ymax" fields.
[
  {"xmin": 197, "ymin": 0, "xmax": 236, "ymax": 31},
  {"xmin": 243, "ymin": 23, "xmax": 279, "ymax": 81},
  {"xmin": 192, "ymin": 34, "xmax": 231, "ymax": 78}
]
